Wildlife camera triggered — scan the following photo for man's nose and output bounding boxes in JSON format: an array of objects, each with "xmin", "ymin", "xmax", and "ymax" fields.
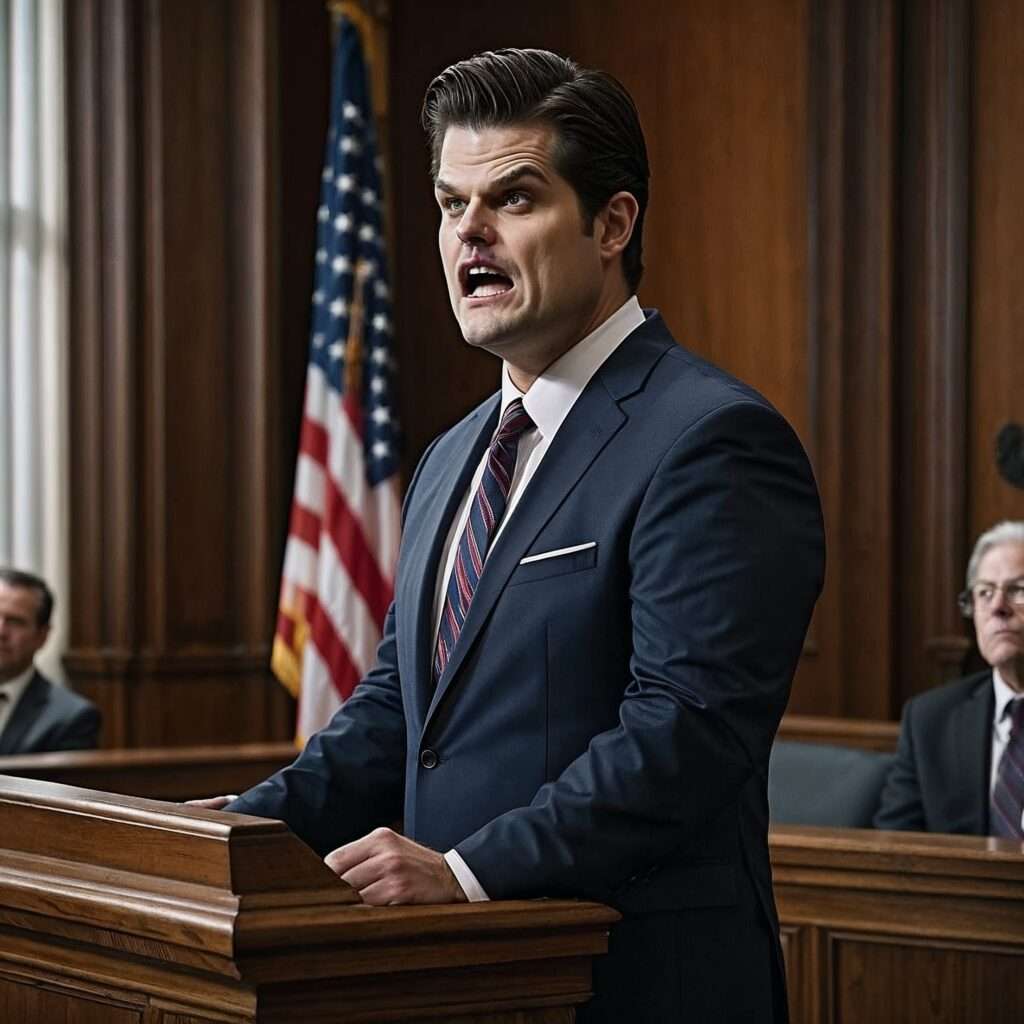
[
  {"xmin": 990, "ymin": 588, "xmax": 1013, "ymax": 615},
  {"xmin": 455, "ymin": 202, "xmax": 494, "ymax": 246}
]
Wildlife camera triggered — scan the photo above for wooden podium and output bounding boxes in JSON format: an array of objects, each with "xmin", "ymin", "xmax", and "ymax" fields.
[{"xmin": 0, "ymin": 777, "xmax": 617, "ymax": 1023}]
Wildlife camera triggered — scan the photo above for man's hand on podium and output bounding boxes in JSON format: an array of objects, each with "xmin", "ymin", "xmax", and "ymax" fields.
[
  {"xmin": 325, "ymin": 827, "xmax": 469, "ymax": 905},
  {"xmin": 186, "ymin": 795, "xmax": 238, "ymax": 810}
]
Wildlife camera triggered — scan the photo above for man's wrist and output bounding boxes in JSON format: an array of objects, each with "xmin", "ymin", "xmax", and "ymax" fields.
[{"xmin": 443, "ymin": 849, "xmax": 490, "ymax": 902}]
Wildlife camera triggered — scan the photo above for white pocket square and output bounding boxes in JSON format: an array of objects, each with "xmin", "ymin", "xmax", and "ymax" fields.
[{"xmin": 519, "ymin": 541, "xmax": 597, "ymax": 565}]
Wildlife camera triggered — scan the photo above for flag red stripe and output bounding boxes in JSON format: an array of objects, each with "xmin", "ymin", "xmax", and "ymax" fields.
[
  {"xmin": 290, "ymin": 503, "xmax": 321, "ymax": 550},
  {"xmin": 276, "ymin": 610, "xmax": 297, "ymax": 648},
  {"xmin": 299, "ymin": 414, "xmax": 329, "ymax": 464},
  {"xmin": 323, "ymin": 472, "xmax": 392, "ymax": 629},
  {"xmin": 309, "ymin": 595, "xmax": 363, "ymax": 701}
]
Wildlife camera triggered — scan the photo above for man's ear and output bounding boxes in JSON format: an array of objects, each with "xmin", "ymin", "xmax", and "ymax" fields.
[{"xmin": 595, "ymin": 191, "xmax": 639, "ymax": 263}]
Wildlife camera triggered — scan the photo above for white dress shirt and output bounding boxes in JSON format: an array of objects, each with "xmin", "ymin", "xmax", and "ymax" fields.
[
  {"xmin": 990, "ymin": 668, "xmax": 1023, "ymax": 794},
  {"xmin": 0, "ymin": 666, "xmax": 35, "ymax": 738},
  {"xmin": 438, "ymin": 296, "xmax": 646, "ymax": 901}
]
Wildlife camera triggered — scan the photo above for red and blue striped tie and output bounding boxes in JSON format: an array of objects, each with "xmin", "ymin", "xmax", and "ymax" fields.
[
  {"xmin": 992, "ymin": 698, "xmax": 1024, "ymax": 839},
  {"xmin": 434, "ymin": 398, "xmax": 533, "ymax": 679}
]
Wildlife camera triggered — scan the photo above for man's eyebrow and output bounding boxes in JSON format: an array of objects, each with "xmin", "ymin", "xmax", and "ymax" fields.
[{"xmin": 433, "ymin": 165, "xmax": 550, "ymax": 195}]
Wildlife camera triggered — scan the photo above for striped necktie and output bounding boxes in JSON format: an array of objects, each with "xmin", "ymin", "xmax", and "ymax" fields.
[
  {"xmin": 992, "ymin": 697, "xmax": 1024, "ymax": 839},
  {"xmin": 434, "ymin": 398, "xmax": 534, "ymax": 679}
]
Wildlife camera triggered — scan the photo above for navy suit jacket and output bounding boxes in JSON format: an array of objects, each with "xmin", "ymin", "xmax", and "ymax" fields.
[
  {"xmin": 0, "ymin": 670, "xmax": 101, "ymax": 755},
  {"xmin": 231, "ymin": 311, "xmax": 825, "ymax": 1021},
  {"xmin": 874, "ymin": 671, "xmax": 994, "ymax": 835}
]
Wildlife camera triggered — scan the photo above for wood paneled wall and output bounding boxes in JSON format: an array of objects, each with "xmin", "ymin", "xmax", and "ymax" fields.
[
  {"xmin": 63, "ymin": 0, "xmax": 1024, "ymax": 746},
  {"xmin": 62, "ymin": 0, "xmax": 330, "ymax": 745}
]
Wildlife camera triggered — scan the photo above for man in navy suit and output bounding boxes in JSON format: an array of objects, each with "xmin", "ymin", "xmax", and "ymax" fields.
[
  {"xmin": 0, "ymin": 568, "xmax": 100, "ymax": 755},
  {"xmin": 225, "ymin": 49, "xmax": 824, "ymax": 1021},
  {"xmin": 875, "ymin": 521, "xmax": 1024, "ymax": 836}
]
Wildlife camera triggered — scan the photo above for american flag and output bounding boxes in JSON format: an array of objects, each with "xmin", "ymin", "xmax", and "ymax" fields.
[{"xmin": 272, "ymin": 15, "xmax": 401, "ymax": 740}]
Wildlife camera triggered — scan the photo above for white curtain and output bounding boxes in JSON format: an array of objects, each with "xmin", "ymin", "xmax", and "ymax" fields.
[{"xmin": 0, "ymin": 0, "xmax": 69, "ymax": 681}]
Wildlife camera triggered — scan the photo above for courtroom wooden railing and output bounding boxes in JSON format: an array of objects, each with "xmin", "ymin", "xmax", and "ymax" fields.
[
  {"xmin": 770, "ymin": 825, "xmax": 1024, "ymax": 1024},
  {"xmin": 0, "ymin": 742, "xmax": 297, "ymax": 801},
  {"xmin": 0, "ymin": 715, "xmax": 901, "ymax": 805},
  {"xmin": 777, "ymin": 714, "xmax": 899, "ymax": 752}
]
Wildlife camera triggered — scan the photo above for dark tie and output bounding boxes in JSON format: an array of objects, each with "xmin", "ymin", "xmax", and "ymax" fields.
[
  {"xmin": 991, "ymin": 698, "xmax": 1024, "ymax": 839},
  {"xmin": 434, "ymin": 398, "xmax": 533, "ymax": 679}
]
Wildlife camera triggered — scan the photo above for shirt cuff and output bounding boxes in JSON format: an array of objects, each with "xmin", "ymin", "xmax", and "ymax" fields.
[{"xmin": 444, "ymin": 849, "xmax": 490, "ymax": 902}]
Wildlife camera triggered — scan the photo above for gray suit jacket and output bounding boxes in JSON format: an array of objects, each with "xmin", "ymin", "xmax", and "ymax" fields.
[{"xmin": 0, "ymin": 671, "xmax": 101, "ymax": 755}]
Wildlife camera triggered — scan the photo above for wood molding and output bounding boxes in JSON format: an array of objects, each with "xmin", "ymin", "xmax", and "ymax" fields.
[
  {"xmin": 800, "ymin": 0, "xmax": 899, "ymax": 718},
  {"xmin": 896, "ymin": 0, "xmax": 971, "ymax": 707},
  {"xmin": 64, "ymin": 0, "xmax": 294, "ymax": 747}
]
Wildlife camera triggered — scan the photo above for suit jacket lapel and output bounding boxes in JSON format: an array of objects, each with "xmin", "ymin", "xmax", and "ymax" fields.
[
  {"xmin": 399, "ymin": 397, "xmax": 500, "ymax": 725},
  {"xmin": 425, "ymin": 319, "xmax": 673, "ymax": 728},
  {"xmin": 0, "ymin": 672, "xmax": 47, "ymax": 755},
  {"xmin": 949, "ymin": 671, "xmax": 994, "ymax": 834}
]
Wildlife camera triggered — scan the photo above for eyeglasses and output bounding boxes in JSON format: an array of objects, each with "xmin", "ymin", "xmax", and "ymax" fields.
[{"xmin": 957, "ymin": 579, "xmax": 1024, "ymax": 618}]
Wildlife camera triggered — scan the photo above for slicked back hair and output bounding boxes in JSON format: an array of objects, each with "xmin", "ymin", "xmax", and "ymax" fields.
[
  {"xmin": 0, "ymin": 567, "xmax": 54, "ymax": 627},
  {"xmin": 422, "ymin": 48, "xmax": 649, "ymax": 292}
]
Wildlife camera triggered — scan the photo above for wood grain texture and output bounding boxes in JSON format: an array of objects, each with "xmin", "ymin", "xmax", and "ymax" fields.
[
  {"xmin": 65, "ymin": 0, "xmax": 296, "ymax": 748},
  {"xmin": 969, "ymin": 0, "xmax": 1024, "ymax": 539},
  {"xmin": 777, "ymin": 715, "xmax": 899, "ymax": 752},
  {"xmin": 0, "ymin": 743, "xmax": 296, "ymax": 802},
  {"xmin": 772, "ymin": 825, "xmax": 1024, "ymax": 1023},
  {"xmin": 0, "ymin": 778, "xmax": 615, "ymax": 1021}
]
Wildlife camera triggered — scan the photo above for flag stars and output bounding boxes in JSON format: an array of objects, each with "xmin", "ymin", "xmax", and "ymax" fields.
[
  {"xmin": 312, "ymin": 333, "xmax": 325, "ymax": 348},
  {"xmin": 371, "ymin": 440, "xmax": 390, "ymax": 459},
  {"xmin": 313, "ymin": 290, "xmax": 325, "ymax": 305},
  {"xmin": 329, "ymin": 341, "xmax": 345, "ymax": 360},
  {"xmin": 315, "ymin": 248, "xmax": 327, "ymax": 264},
  {"xmin": 371, "ymin": 347, "xmax": 389, "ymax": 365},
  {"xmin": 339, "ymin": 135, "xmax": 363, "ymax": 155},
  {"xmin": 359, "ymin": 224, "xmax": 376, "ymax": 242},
  {"xmin": 361, "ymin": 188, "xmax": 377, "ymax": 205},
  {"xmin": 371, "ymin": 406, "xmax": 391, "ymax": 425},
  {"xmin": 332, "ymin": 254, "xmax": 352, "ymax": 275},
  {"xmin": 343, "ymin": 101, "xmax": 362, "ymax": 122},
  {"xmin": 374, "ymin": 280, "xmax": 389, "ymax": 299},
  {"xmin": 336, "ymin": 173, "xmax": 357, "ymax": 193},
  {"xmin": 370, "ymin": 376, "xmax": 385, "ymax": 394},
  {"xmin": 317, "ymin": 205, "xmax": 330, "ymax": 222},
  {"xmin": 372, "ymin": 314, "xmax": 390, "ymax": 333},
  {"xmin": 334, "ymin": 212, "xmax": 352, "ymax": 233},
  {"xmin": 329, "ymin": 298, "xmax": 348, "ymax": 319}
]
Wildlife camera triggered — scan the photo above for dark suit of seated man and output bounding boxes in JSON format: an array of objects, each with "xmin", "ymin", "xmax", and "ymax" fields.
[
  {"xmin": 875, "ymin": 521, "xmax": 1024, "ymax": 838},
  {"xmin": 0, "ymin": 568, "xmax": 100, "ymax": 755}
]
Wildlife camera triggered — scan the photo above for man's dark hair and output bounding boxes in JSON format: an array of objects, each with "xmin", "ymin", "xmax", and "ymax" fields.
[
  {"xmin": 422, "ymin": 48, "xmax": 650, "ymax": 292},
  {"xmin": 0, "ymin": 568, "xmax": 54, "ymax": 627}
]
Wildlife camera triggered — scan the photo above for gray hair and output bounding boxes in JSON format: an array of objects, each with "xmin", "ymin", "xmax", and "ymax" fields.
[{"xmin": 965, "ymin": 521, "xmax": 1024, "ymax": 587}]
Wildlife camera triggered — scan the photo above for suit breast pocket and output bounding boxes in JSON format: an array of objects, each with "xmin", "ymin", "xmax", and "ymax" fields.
[{"xmin": 508, "ymin": 542, "xmax": 598, "ymax": 586}]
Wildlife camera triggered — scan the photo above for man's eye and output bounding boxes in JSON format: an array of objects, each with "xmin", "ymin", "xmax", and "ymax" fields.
[
  {"xmin": 974, "ymin": 586, "xmax": 995, "ymax": 601},
  {"xmin": 442, "ymin": 198, "xmax": 465, "ymax": 214},
  {"xmin": 503, "ymin": 191, "xmax": 527, "ymax": 207},
  {"xmin": 1009, "ymin": 583, "xmax": 1024, "ymax": 603}
]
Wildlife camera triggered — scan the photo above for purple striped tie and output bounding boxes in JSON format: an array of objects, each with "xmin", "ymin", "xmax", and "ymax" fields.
[
  {"xmin": 992, "ymin": 698, "xmax": 1024, "ymax": 839},
  {"xmin": 434, "ymin": 399, "xmax": 533, "ymax": 679}
]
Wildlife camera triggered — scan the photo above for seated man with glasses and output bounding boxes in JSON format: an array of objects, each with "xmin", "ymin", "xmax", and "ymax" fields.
[{"xmin": 875, "ymin": 520, "xmax": 1024, "ymax": 837}]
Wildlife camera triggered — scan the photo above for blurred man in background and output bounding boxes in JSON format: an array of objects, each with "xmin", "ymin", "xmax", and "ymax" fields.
[{"xmin": 0, "ymin": 568, "xmax": 100, "ymax": 754}]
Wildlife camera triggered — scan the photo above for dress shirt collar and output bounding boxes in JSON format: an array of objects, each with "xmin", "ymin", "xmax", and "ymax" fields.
[
  {"xmin": 498, "ymin": 295, "xmax": 645, "ymax": 438},
  {"xmin": 992, "ymin": 668, "xmax": 1022, "ymax": 741},
  {"xmin": 0, "ymin": 665, "xmax": 35, "ymax": 714}
]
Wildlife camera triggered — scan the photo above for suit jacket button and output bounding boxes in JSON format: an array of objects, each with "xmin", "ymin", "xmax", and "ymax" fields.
[{"xmin": 420, "ymin": 748, "xmax": 439, "ymax": 769}]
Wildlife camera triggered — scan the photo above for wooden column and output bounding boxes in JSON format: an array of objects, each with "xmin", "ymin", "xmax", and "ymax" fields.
[{"xmin": 64, "ymin": 0, "xmax": 298, "ymax": 746}]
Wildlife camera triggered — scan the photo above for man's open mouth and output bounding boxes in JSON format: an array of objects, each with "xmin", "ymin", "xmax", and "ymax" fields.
[{"xmin": 463, "ymin": 264, "xmax": 513, "ymax": 298}]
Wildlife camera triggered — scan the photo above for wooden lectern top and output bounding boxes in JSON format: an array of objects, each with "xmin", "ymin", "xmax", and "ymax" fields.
[{"xmin": 0, "ymin": 776, "xmax": 617, "ymax": 1023}]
